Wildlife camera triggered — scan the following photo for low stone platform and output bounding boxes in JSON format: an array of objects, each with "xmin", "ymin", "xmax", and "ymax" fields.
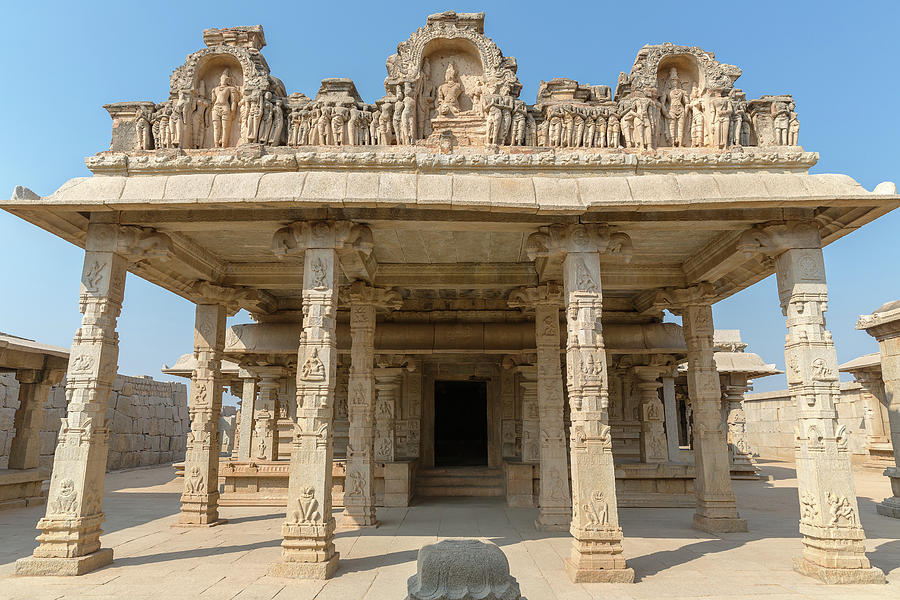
[{"xmin": 0, "ymin": 468, "xmax": 46, "ymax": 511}]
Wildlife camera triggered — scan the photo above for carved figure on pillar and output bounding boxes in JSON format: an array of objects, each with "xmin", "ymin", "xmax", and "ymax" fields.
[
  {"xmin": 739, "ymin": 221, "xmax": 884, "ymax": 583},
  {"xmin": 342, "ymin": 282, "xmax": 401, "ymax": 528},
  {"xmin": 509, "ymin": 283, "xmax": 572, "ymax": 531},
  {"xmin": 269, "ymin": 220, "xmax": 375, "ymax": 579},
  {"xmin": 526, "ymin": 223, "xmax": 634, "ymax": 583}
]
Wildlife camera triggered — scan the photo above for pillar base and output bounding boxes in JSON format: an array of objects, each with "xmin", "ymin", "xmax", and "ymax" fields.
[
  {"xmin": 15, "ymin": 548, "xmax": 113, "ymax": 576},
  {"xmin": 171, "ymin": 518, "xmax": 228, "ymax": 528},
  {"xmin": 535, "ymin": 511, "xmax": 571, "ymax": 531},
  {"xmin": 268, "ymin": 553, "xmax": 340, "ymax": 579},
  {"xmin": 793, "ymin": 557, "xmax": 885, "ymax": 584},
  {"xmin": 564, "ymin": 558, "xmax": 634, "ymax": 583},
  {"xmin": 693, "ymin": 513, "xmax": 748, "ymax": 533},
  {"xmin": 875, "ymin": 496, "xmax": 900, "ymax": 518},
  {"xmin": 339, "ymin": 512, "xmax": 379, "ymax": 529}
]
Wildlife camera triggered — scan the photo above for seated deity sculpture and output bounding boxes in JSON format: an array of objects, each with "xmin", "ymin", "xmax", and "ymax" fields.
[{"xmin": 436, "ymin": 62, "xmax": 463, "ymax": 116}]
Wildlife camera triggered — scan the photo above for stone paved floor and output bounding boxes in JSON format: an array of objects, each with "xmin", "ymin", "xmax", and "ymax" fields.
[{"xmin": 1, "ymin": 460, "xmax": 899, "ymax": 599}]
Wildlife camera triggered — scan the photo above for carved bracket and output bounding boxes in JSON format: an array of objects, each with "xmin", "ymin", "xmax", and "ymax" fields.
[
  {"xmin": 737, "ymin": 220, "xmax": 820, "ymax": 260},
  {"xmin": 191, "ymin": 280, "xmax": 276, "ymax": 315},
  {"xmin": 272, "ymin": 220, "xmax": 376, "ymax": 282},
  {"xmin": 508, "ymin": 283, "xmax": 563, "ymax": 310},
  {"xmin": 636, "ymin": 282, "xmax": 716, "ymax": 315}
]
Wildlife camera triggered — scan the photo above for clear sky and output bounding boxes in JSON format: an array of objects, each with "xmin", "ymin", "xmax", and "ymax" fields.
[{"xmin": 0, "ymin": 1, "xmax": 897, "ymax": 399}]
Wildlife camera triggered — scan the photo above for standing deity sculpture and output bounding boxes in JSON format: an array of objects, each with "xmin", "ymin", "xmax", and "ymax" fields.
[
  {"xmin": 561, "ymin": 106, "xmax": 574, "ymax": 147},
  {"xmin": 499, "ymin": 92, "xmax": 514, "ymax": 145},
  {"xmin": 191, "ymin": 81, "xmax": 210, "ymax": 148},
  {"xmin": 288, "ymin": 108, "xmax": 301, "ymax": 146},
  {"xmin": 170, "ymin": 92, "xmax": 191, "ymax": 148},
  {"xmin": 730, "ymin": 97, "xmax": 748, "ymax": 147},
  {"xmin": 416, "ymin": 57, "xmax": 435, "ymax": 138},
  {"xmin": 378, "ymin": 102, "xmax": 393, "ymax": 145},
  {"xmin": 573, "ymin": 107, "xmax": 585, "ymax": 148},
  {"xmin": 247, "ymin": 91, "xmax": 264, "ymax": 143},
  {"xmin": 688, "ymin": 87, "xmax": 705, "ymax": 147},
  {"xmin": 259, "ymin": 91, "xmax": 274, "ymax": 144},
  {"xmin": 485, "ymin": 95, "xmax": 503, "ymax": 145},
  {"xmin": 331, "ymin": 106, "xmax": 348, "ymax": 146},
  {"xmin": 511, "ymin": 100, "xmax": 527, "ymax": 145},
  {"xmin": 348, "ymin": 106, "xmax": 360, "ymax": 145},
  {"xmin": 607, "ymin": 113, "xmax": 621, "ymax": 148},
  {"xmin": 269, "ymin": 99, "xmax": 284, "ymax": 145},
  {"xmin": 157, "ymin": 108, "xmax": 172, "ymax": 148},
  {"xmin": 392, "ymin": 91, "xmax": 404, "ymax": 144},
  {"xmin": 134, "ymin": 108, "xmax": 151, "ymax": 150},
  {"xmin": 318, "ymin": 106, "xmax": 333, "ymax": 145},
  {"xmin": 436, "ymin": 62, "xmax": 463, "ymax": 116},
  {"xmin": 210, "ymin": 69, "xmax": 240, "ymax": 148},
  {"xmin": 710, "ymin": 91, "xmax": 733, "ymax": 149},
  {"xmin": 525, "ymin": 108, "xmax": 536, "ymax": 146},
  {"xmin": 595, "ymin": 109, "xmax": 608, "ymax": 148},
  {"xmin": 628, "ymin": 91, "xmax": 655, "ymax": 150},
  {"xmin": 401, "ymin": 83, "xmax": 417, "ymax": 144},
  {"xmin": 772, "ymin": 100, "xmax": 790, "ymax": 145},
  {"xmin": 788, "ymin": 102, "xmax": 800, "ymax": 145},
  {"xmin": 369, "ymin": 106, "xmax": 380, "ymax": 145},
  {"xmin": 471, "ymin": 78, "xmax": 485, "ymax": 116},
  {"xmin": 661, "ymin": 68, "xmax": 688, "ymax": 147}
]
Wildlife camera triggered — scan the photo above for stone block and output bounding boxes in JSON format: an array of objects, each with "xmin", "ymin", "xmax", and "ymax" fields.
[{"xmin": 407, "ymin": 540, "xmax": 521, "ymax": 600}]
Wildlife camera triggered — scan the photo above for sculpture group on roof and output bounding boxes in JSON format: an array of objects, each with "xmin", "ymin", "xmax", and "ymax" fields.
[{"xmin": 113, "ymin": 12, "xmax": 800, "ymax": 154}]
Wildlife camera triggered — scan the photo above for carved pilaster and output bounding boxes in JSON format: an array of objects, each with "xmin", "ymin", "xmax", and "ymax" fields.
[
  {"xmin": 721, "ymin": 373, "xmax": 758, "ymax": 479},
  {"xmin": 270, "ymin": 220, "xmax": 373, "ymax": 579},
  {"xmin": 8, "ymin": 369, "xmax": 62, "ymax": 470},
  {"xmin": 342, "ymin": 281, "xmax": 401, "ymax": 528},
  {"xmin": 17, "ymin": 223, "xmax": 168, "ymax": 576},
  {"xmin": 526, "ymin": 224, "xmax": 634, "ymax": 583},
  {"xmin": 236, "ymin": 370, "xmax": 257, "ymax": 462},
  {"xmin": 177, "ymin": 303, "xmax": 227, "ymax": 527},
  {"xmin": 650, "ymin": 284, "xmax": 747, "ymax": 533},
  {"xmin": 857, "ymin": 301, "xmax": 900, "ymax": 520},
  {"xmin": 374, "ymin": 367, "xmax": 402, "ymax": 463},
  {"xmin": 249, "ymin": 366, "xmax": 283, "ymax": 462},
  {"xmin": 509, "ymin": 283, "xmax": 571, "ymax": 530},
  {"xmin": 516, "ymin": 366, "xmax": 539, "ymax": 464},
  {"xmin": 633, "ymin": 366, "xmax": 667, "ymax": 464},
  {"xmin": 750, "ymin": 222, "xmax": 883, "ymax": 583}
]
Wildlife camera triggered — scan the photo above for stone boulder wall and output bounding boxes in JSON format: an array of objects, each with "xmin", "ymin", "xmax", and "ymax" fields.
[{"xmin": 0, "ymin": 373, "xmax": 188, "ymax": 472}]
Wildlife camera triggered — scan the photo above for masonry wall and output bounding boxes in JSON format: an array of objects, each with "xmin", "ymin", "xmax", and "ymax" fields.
[
  {"xmin": 744, "ymin": 381, "xmax": 869, "ymax": 461},
  {"xmin": 0, "ymin": 373, "xmax": 188, "ymax": 472}
]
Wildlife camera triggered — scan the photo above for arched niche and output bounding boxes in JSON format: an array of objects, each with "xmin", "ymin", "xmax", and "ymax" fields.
[
  {"xmin": 656, "ymin": 55, "xmax": 702, "ymax": 96},
  {"xmin": 420, "ymin": 38, "xmax": 484, "ymax": 113},
  {"xmin": 194, "ymin": 54, "xmax": 244, "ymax": 148}
]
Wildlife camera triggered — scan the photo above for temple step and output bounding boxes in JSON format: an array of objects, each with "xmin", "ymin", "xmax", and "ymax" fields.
[{"xmin": 415, "ymin": 467, "xmax": 504, "ymax": 497}]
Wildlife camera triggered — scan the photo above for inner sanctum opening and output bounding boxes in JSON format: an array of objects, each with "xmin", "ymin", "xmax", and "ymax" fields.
[{"xmin": 433, "ymin": 380, "xmax": 488, "ymax": 467}]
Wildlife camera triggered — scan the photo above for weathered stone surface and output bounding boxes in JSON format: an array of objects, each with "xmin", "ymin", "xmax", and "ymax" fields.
[{"xmin": 407, "ymin": 539, "xmax": 521, "ymax": 600}]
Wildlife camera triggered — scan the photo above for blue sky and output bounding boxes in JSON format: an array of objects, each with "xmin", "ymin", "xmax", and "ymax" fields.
[{"xmin": 0, "ymin": 1, "xmax": 897, "ymax": 397}]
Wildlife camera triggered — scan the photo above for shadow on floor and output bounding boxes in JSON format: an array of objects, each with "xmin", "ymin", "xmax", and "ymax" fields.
[{"xmin": 110, "ymin": 539, "xmax": 280, "ymax": 568}]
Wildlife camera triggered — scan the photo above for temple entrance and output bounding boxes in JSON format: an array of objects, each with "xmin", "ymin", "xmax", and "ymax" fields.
[{"xmin": 433, "ymin": 380, "xmax": 488, "ymax": 467}]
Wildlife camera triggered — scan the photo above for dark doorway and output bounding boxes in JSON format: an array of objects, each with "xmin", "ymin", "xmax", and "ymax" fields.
[{"xmin": 434, "ymin": 380, "xmax": 488, "ymax": 466}]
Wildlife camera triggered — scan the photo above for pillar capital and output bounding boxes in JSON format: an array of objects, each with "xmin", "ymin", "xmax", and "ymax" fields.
[
  {"xmin": 638, "ymin": 283, "xmax": 716, "ymax": 315},
  {"xmin": 85, "ymin": 222, "xmax": 171, "ymax": 263},
  {"xmin": 191, "ymin": 280, "xmax": 276, "ymax": 315},
  {"xmin": 525, "ymin": 223, "xmax": 632, "ymax": 262},
  {"xmin": 738, "ymin": 220, "xmax": 821, "ymax": 259},
  {"xmin": 508, "ymin": 283, "xmax": 563, "ymax": 310},
  {"xmin": 346, "ymin": 281, "xmax": 402, "ymax": 311},
  {"xmin": 272, "ymin": 220, "xmax": 375, "ymax": 282}
]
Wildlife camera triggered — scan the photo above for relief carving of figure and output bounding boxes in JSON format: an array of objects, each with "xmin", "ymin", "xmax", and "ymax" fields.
[
  {"xmin": 688, "ymin": 87, "xmax": 705, "ymax": 147},
  {"xmin": 378, "ymin": 102, "xmax": 393, "ymax": 145},
  {"xmin": 583, "ymin": 490, "xmax": 609, "ymax": 529},
  {"xmin": 210, "ymin": 69, "xmax": 240, "ymax": 148},
  {"xmin": 191, "ymin": 81, "xmax": 211, "ymax": 148},
  {"xmin": 710, "ymin": 91, "xmax": 733, "ymax": 149},
  {"xmin": 269, "ymin": 98, "xmax": 284, "ymax": 145},
  {"xmin": 511, "ymin": 100, "xmax": 527, "ymax": 146},
  {"xmin": 661, "ymin": 68, "xmax": 688, "ymax": 147},
  {"xmin": 293, "ymin": 486, "xmax": 321, "ymax": 523},
  {"xmin": 825, "ymin": 492, "xmax": 857, "ymax": 526},
  {"xmin": 485, "ymin": 96, "xmax": 503, "ymax": 145},
  {"xmin": 436, "ymin": 62, "xmax": 463, "ymax": 117},
  {"xmin": 301, "ymin": 347, "xmax": 326, "ymax": 381},
  {"xmin": 134, "ymin": 108, "xmax": 151, "ymax": 150},
  {"xmin": 470, "ymin": 78, "xmax": 485, "ymax": 116},
  {"xmin": 346, "ymin": 471, "xmax": 365, "ymax": 497},
  {"xmin": 186, "ymin": 465, "xmax": 205, "ymax": 494},
  {"xmin": 51, "ymin": 478, "xmax": 79, "ymax": 515},
  {"xmin": 772, "ymin": 100, "xmax": 790, "ymax": 145},
  {"xmin": 331, "ymin": 106, "xmax": 348, "ymax": 146},
  {"xmin": 788, "ymin": 102, "xmax": 800, "ymax": 145},
  {"xmin": 607, "ymin": 113, "xmax": 621, "ymax": 148},
  {"xmin": 401, "ymin": 83, "xmax": 417, "ymax": 145},
  {"xmin": 392, "ymin": 91, "xmax": 404, "ymax": 144}
]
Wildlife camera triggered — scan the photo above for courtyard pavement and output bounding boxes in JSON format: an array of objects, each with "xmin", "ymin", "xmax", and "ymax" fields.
[{"xmin": 1, "ymin": 460, "xmax": 899, "ymax": 599}]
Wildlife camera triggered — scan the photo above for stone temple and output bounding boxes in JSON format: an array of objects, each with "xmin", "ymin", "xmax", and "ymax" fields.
[{"xmin": 4, "ymin": 11, "xmax": 899, "ymax": 585}]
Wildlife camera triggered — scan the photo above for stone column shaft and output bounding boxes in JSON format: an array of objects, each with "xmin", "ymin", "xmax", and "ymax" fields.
[
  {"xmin": 722, "ymin": 374, "xmax": 758, "ymax": 479},
  {"xmin": 634, "ymin": 366, "xmax": 667, "ymax": 463},
  {"xmin": 251, "ymin": 368, "xmax": 282, "ymax": 461},
  {"xmin": 342, "ymin": 282, "xmax": 399, "ymax": 528},
  {"xmin": 662, "ymin": 375, "xmax": 680, "ymax": 462},
  {"xmin": 177, "ymin": 303, "xmax": 227, "ymax": 527},
  {"xmin": 272, "ymin": 245, "xmax": 340, "ymax": 578},
  {"xmin": 562, "ymin": 251, "xmax": 632, "ymax": 582},
  {"xmin": 742, "ymin": 221, "xmax": 883, "ymax": 583},
  {"xmin": 16, "ymin": 222, "xmax": 137, "ymax": 575},
  {"xmin": 7, "ymin": 370, "xmax": 55, "ymax": 470},
  {"xmin": 374, "ymin": 368, "xmax": 402, "ymax": 462},
  {"xmin": 517, "ymin": 367, "xmax": 539, "ymax": 464},
  {"xmin": 682, "ymin": 302, "xmax": 747, "ymax": 533},
  {"xmin": 236, "ymin": 373, "xmax": 257, "ymax": 462}
]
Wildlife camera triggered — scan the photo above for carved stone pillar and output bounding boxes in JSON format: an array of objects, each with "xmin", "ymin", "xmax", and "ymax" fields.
[
  {"xmin": 633, "ymin": 366, "xmax": 667, "ymax": 463},
  {"xmin": 16, "ymin": 222, "xmax": 169, "ymax": 576},
  {"xmin": 509, "ymin": 284, "xmax": 571, "ymax": 530},
  {"xmin": 527, "ymin": 223, "xmax": 635, "ymax": 583},
  {"xmin": 852, "ymin": 371, "xmax": 893, "ymax": 465},
  {"xmin": 374, "ymin": 367, "xmax": 402, "ymax": 462},
  {"xmin": 8, "ymin": 369, "xmax": 60, "ymax": 470},
  {"xmin": 249, "ymin": 366, "xmax": 283, "ymax": 462},
  {"xmin": 236, "ymin": 370, "xmax": 257, "ymax": 461},
  {"xmin": 269, "ymin": 220, "xmax": 374, "ymax": 579},
  {"xmin": 722, "ymin": 373, "xmax": 758, "ymax": 479},
  {"xmin": 342, "ymin": 282, "xmax": 401, "ymax": 528},
  {"xmin": 857, "ymin": 302, "xmax": 900, "ymax": 519},
  {"xmin": 177, "ymin": 303, "xmax": 228, "ymax": 527},
  {"xmin": 740, "ymin": 221, "xmax": 883, "ymax": 583},
  {"xmin": 517, "ymin": 366, "xmax": 539, "ymax": 464},
  {"xmin": 661, "ymin": 372, "xmax": 681, "ymax": 462}
]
